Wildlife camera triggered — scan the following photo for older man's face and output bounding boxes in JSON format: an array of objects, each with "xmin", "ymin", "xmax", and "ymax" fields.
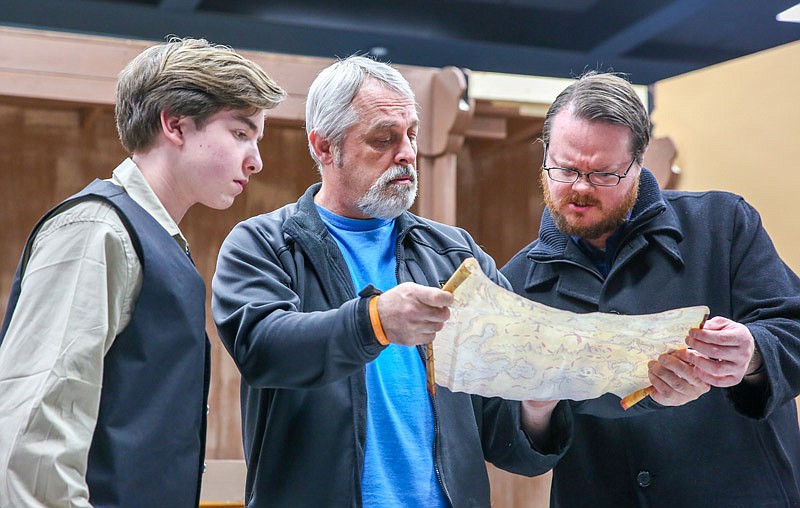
[{"xmin": 323, "ymin": 79, "xmax": 419, "ymax": 220}]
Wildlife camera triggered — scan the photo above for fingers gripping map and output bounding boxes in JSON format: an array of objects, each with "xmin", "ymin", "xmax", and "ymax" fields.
[{"xmin": 434, "ymin": 258, "xmax": 708, "ymax": 402}]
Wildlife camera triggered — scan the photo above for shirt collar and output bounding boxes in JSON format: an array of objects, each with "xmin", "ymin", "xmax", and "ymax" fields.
[{"xmin": 110, "ymin": 158, "xmax": 189, "ymax": 252}]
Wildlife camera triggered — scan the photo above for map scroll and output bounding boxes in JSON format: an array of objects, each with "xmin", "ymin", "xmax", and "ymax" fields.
[{"xmin": 434, "ymin": 258, "xmax": 708, "ymax": 401}]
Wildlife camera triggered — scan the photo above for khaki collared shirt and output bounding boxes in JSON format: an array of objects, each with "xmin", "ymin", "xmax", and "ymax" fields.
[{"xmin": 0, "ymin": 159, "xmax": 187, "ymax": 508}]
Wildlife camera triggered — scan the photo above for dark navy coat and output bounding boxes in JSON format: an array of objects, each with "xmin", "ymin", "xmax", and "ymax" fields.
[{"xmin": 502, "ymin": 169, "xmax": 800, "ymax": 508}]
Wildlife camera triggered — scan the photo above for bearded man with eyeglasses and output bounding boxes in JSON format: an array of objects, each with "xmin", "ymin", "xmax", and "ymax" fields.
[{"xmin": 502, "ymin": 71, "xmax": 800, "ymax": 508}]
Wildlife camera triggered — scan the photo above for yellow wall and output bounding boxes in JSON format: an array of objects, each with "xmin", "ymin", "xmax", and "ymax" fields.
[{"xmin": 652, "ymin": 39, "xmax": 800, "ymax": 273}]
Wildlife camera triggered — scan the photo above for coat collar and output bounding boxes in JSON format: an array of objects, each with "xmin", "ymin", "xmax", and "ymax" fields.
[{"xmin": 524, "ymin": 168, "xmax": 685, "ymax": 292}]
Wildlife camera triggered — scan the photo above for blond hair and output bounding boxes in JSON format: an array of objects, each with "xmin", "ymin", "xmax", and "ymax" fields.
[{"xmin": 115, "ymin": 37, "xmax": 285, "ymax": 153}]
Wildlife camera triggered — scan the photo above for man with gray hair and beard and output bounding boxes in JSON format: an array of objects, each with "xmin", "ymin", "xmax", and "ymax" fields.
[{"xmin": 212, "ymin": 55, "xmax": 572, "ymax": 507}]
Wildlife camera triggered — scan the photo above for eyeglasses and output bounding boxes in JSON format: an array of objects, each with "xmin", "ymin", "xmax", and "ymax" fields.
[{"xmin": 541, "ymin": 144, "xmax": 636, "ymax": 187}]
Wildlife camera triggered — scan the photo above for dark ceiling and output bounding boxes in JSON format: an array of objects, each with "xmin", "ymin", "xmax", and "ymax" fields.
[{"xmin": 2, "ymin": 0, "xmax": 800, "ymax": 84}]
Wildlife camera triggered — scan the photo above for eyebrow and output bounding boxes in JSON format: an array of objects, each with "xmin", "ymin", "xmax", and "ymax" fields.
[
  {"xmin": 370, "ymin": 119, "xmax": 420, "ymax": 132},
  {"xmin": 549, "ymin": 153, "xmax": 621, "ymax": 173},
  {"xmin": 235, "ymin": 114, "xmax": 264, "ymax": 141}
]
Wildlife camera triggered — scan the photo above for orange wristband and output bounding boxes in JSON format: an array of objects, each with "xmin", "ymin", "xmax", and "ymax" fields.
[{"xmin": 368, "ymin": 296, "xmax": 390, "ymax": 346}]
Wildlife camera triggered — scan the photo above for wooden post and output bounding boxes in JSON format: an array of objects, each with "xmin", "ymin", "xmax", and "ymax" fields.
[{"xmin": 415, "ymin": 66, "xmax": 474, "ymax": 225}]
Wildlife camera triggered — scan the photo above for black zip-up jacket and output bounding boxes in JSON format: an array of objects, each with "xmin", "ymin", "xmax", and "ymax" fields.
[{"xmin": 212, "ymin": 183, "xmax": 572, "ymax": 508}]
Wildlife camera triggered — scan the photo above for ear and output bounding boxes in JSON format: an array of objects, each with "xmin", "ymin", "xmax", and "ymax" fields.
[
  {"xmin": 160, "ymin": 110, "xmax": 187, "ymax": 146},
  {"xmin": 308, "ymin": 130, "xmax": 335, "ymax": 166}
]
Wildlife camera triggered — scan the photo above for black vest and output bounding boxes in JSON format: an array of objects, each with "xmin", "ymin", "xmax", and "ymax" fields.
[{"xmin": 1, "ymin": 179, "xmax": 210, "ymax": 507}]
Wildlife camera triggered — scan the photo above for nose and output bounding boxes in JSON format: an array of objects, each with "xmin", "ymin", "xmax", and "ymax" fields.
[
  {"xmin": 395, "ymin": 135, "xmax": 417, "ymax": 167},
  {"xmin": 571, "ymin": 173, "xmax": 593, "ymax": 190},
  {"xmin": 246, "ymin": 146, "xmax": 263, "ymax": 174}
]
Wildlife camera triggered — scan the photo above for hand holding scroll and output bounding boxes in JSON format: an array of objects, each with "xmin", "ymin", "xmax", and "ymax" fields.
[
  {"xmin": 624, "ymin": 316, "xmax": 756, "ymax": 409},
  {"xmin": 646, "ymin": 348, "xmax": 711, "ymax": 407},
  {"xmin": 377, "ymin": 282, "xmax": 453, "ymax": 346},
  {"xmin": 683, "ymin": 316, "xmax": 758, "ymax": 387}
]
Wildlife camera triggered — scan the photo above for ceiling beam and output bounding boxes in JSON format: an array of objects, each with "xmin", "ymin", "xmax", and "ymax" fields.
[
  {"xmin": 588, "ymin": 0, "xmax": 721, "ymax": 59},
  {"xmin": 0, "ymin": 0, "xmax": 724, "ymax": 84}
]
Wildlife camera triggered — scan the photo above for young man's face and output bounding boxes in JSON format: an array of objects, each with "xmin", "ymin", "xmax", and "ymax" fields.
[
  {"xmin": 541, "ymin": 110, "xmax": 641, "ymax": 250},
  {"xmin": 318, "ymin": 79, "xmax": 419, "ymax": 219},
  {"xmin": 179, "ymin": 107, "xmax": 266, "ymax": 211}
]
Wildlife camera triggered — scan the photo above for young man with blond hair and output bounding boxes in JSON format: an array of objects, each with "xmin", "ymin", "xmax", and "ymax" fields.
[{"xmin": 0, "ymin": 37, "xmax": 284, "ymax": 508}]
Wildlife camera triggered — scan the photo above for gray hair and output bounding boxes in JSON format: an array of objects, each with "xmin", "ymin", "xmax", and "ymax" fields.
[
  {"xmin": 305, "ymin": 55, "xmax": 416, "ymax": 170},
  {"xmin": 541, "ymin": 71, "xmax": 650, "ymax": 163}
]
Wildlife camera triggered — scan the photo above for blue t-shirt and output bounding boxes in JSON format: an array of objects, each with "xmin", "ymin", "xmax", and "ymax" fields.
[{"xmin": 317, "ymin": 205, "xmax": 447, "ymax": 508}]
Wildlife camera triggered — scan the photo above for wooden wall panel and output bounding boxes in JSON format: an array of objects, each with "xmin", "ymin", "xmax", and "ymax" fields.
[
  {"xmin": 457, "ymin": 116, "xmax": 545, "ymax": 267},
  {"xmin": 0, "ymin": 101, "xmax": 128, "ymax": 312},
  {"xmin": 488, "ymin": 464, "xmax": 551, "ymax": 508}
]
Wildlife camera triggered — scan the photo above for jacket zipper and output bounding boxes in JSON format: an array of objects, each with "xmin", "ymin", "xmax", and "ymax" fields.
[
  {"xmin": 395, "ymin": 226, "xmax": 454, "ymax": 507},
  {"xmin": 428, "ymin": 372, "xmax": 453, "ymax": 507}
]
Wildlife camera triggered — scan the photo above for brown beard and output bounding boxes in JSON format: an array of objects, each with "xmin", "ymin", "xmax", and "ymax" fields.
[{"xmin": 540, "ymin": 171, "xmax": 639, "ymax": 241}]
